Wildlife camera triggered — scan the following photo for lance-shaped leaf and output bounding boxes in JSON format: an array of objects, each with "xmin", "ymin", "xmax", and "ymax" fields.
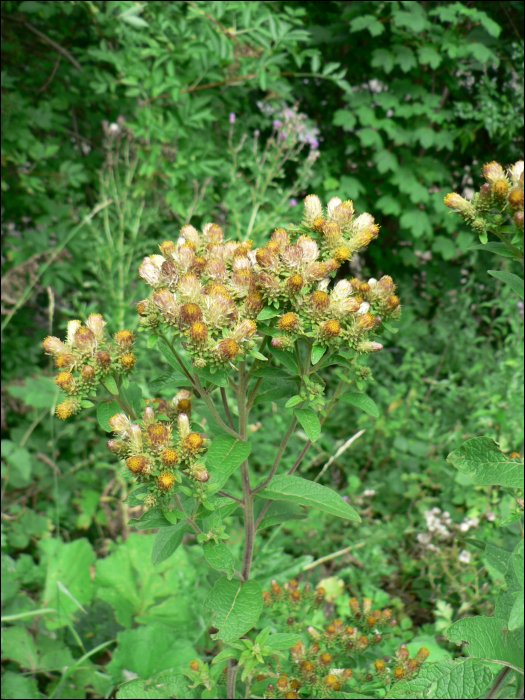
[
  {"xmin": 204, "ymin": 577, "xmax": 263, "ymax": 643},
  {"xmin": 151, "ymin": 521, "xmax": 191, "ymax": 566},
  {"xmin": 259, "ymin": 475, "xmax": 360, "ymax": 522},
  {"xmin": 129, "ymin": 508, "xmax": 170, "ymax": 530},
  {"xmin": 207, "ymin": 435, "xmax": 252, "ymax": 492},
  {"xmin": 488, "ymin": 270, "xmax": 524, "ymax": 299},
  {"xmin": 447, "ymin": 437, "xmax": 524, "ymax": 488},
  {"xmin": 339, "ymin": 392, "xmax": 379, "ymax": 417},
  {"xmin": 294, "ymin": 407, "xmax": 321, "ymax": 442}
]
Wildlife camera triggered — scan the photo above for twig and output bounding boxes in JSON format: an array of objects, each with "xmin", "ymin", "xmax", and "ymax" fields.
[
  {"xmin": 252, "ymin": 417, "xmax": 298, "ymax": 493},
  {"xmin": 254, "ymin": 501, "xmax": 272, "ymax": 531},
  {"xmin": 487, "ymin": 667, "xmax": 511, "ymax": 699},
  {"xmin": 302, "ymin": 543, "xmax": 366, "ymax": 571},
  {"xmin": 221, "ymin": 388, "xmax": 235, "ymax": 430},
  {"xmin": 313, "ymin": 430, "xmax": 366, "ymax": 483},
  {"xmin": 38, "ymin": 53, "xmax": 61, "ymax": 92},
  {"xmin": 19, "ymin": 19, "xmax": 84, "ymax": 72},
  {"xmin": 217, "ymin": 491, "xmax": 244, "ymax": 505}
]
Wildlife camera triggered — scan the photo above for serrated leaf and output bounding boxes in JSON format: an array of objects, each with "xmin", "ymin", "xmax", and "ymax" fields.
[
  {"xmin": 488, "ymin": 270, "xmax": 524, "ymax": 300},
  {"xmin": 339, "ymin": 392, "xmax": 379, "ymax": 417},
  {"xmin": 97, "ymin": 401, "xmax": 122, "ymax": 432},
  {"xmin": 210, "ymin": 647, "xmax": 241, "ymax": 665},
  {"xmin": 259, "ymin": 475, "xmax": 360, "ymax": 522},
  {"xmin": 129, "ymin": 508, "xmax": 170, "ymax": 530},
  {"xmin": 294, "ymin": 407, "xmax": 321, "ymax": 442},
  {"xmin": 204, "ymin": 577, "xmax": 263, "ymax": 642},
  {"xmin": 311, "ymin": 344, "xmax": 326, "ymax": 365},
  {"xmin": 447, "ymin": 437, "xmax": 524, "ymax": 488},
  {"xmin": 468, "ymin": 242, "xmax": 516, "ymax": 258},
  {"xmin": 447, "ymin": 616, "xmax": 524, "ymax": 668},
  {"xmin": 151, "ymin": 522, "xmax": 190, "ymax": 566},
  {"xmin": 250, "ymin": 367, "xmax": 294, "ymax": 379},
  {"xmin": 203, "ymin": 541, "xmax": 235, "ymax": 579},
  {"xmin": 385, "ymin": 659, "xmax": 492, "ymax": 699},
  {"xmin": 207, "ymin": 436, "xmax": 252, "ymax": 491},
  {"xmin": 512, "ymin": 540, "xmax": 524, "ymax": 590}
]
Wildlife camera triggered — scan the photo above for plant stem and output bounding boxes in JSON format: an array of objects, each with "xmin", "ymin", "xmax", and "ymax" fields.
[
  {"xmin": 227, "ymin": 661, "xmax": 239, "ymax": 700},
  {"xmin": 487, "ymin": 667, "xmax": 511, "ymax": 699},
  {"xmin": 238, "ymin": 362, "xmax": 255, "ymax": 580},
  {"xmin": 252, "ymin": 417, "xmax": 298, "ymax": 493},
  {"xmin": 193, "ymin": 373, "xmax": 242, "ymax": 441},
  {"xmin": 221, "ymin": 387, "xmax": 235, "ymax": 430}
]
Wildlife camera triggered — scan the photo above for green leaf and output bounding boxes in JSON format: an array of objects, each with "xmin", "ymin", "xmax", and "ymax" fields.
[
  {"xmin": 385, "ymin": 659, "xmax": 492, "ymax": 699},
  {"xmin": 151, "ymin": 522, "xmax": 190, "ymax": 566},
  {"xmin": 149, "ymin": 371, "xmax": 189, "ymax": 391},
  {"xmin": 270, "ymin": 348, "xmax": 299, "ymax": 374},
  {"xmin": 512, "ymin": 540, "xmax": 524, "ymax": 590},
  {"xmin": 125, "ymin": 485, "xmax": 150, "ymax": 507},
  {"xmin": 120, "ymin": 383, "xmax": 143, "ymax": 418},
  {"xmin": 129, "ymin": 508, "xmax": 171, "ymax": 530},
  {"xmin": 147, "ymin": 333, "xmax": 159, "ymax": 348},
  {"xmin": 259, "ymin": 475, "xmax": 361, "ymax": 522},
  {"xmin": 158, "ymin": 340, "xmax": 184, "ymax": 371},
  {"xmin": 417, "ymin": 46, "xmax": 442, "ymax": 69},
  {"xmin": 488, "ymin": 271, "xmax": 524, "ymax": 299},
  {"xmin": 371, "ymin": 48, "xmax": 394, "ymax": 74},
  {"xmin": 399, "ymin": 209, "xmax": 432, "ymax": 239},
  {"xmin": 97, "ymin": 401, "xmax": 122, "ymax": 432},
  {"xmin": 121, "ymin": 14, "xmax": 148, "ymax": 29},
  {"xmin": 508, "ymin": 596, "xmax": 524, "ymax": 631},
  {"xmin": 339, "ymin": 392, "xmax": 379, "ymax": 418},
  {"xmin": 447, "ymin": 437, "xmax": 524, "ymax": 488},
  {"xmin": 204, "ymin": 577, "xmax": 263, "ymax": 643},
  {"xmin": 284, "ymin": 395, "xmax": 303, "ymax": 409},
  {"xmin": 468, "ymin": 242, "xmax": 516, "ymax": 258},
  {"xmin": 257, "ymin": 307, "xmax": 280, "ymax": 320},
  {"xmin": 311, "ymin": 344, "xmax": 326, "ymax": 365},
  {"xmin": 333, "ymin": 109, "xmax": 357, "ymax": 131},
  {"xmin": 194, "ymin": 365, "xmax": 229, "ymax": 388},
  {"xmin": 265, "ymin": 633, "xmax": 302, "ymax": 650},
  {"xmin": 102, "ymin": 375, "xmax": 119, "ymax": 395},
  {"xmin": 249, "ymin": 350, "xmax": 267, "ymax": 361},
  {"xmin": 447, "ymin": 616, "xmax": 524, "ymax": 668},
  {"xmin": 294, "ymin": 407, "xmax": 321, "ymax": 442},
  {"xmin": 203, "ymin": 541, "xmax": 236, "ymax": 580},
  {"xmin": 256, "ymin": 501, "xmax": 305, "ymax": 530},
  {"xmin": 0, "ymin": 671, "xmax": 39, "ymax": 700},
  {"xmin": 350, "ymin": 15, "xmax": 385, "ymax": 37},
  {"xmin": 207, "ymin": 436, "xmax": 252, "ymax": 492}
]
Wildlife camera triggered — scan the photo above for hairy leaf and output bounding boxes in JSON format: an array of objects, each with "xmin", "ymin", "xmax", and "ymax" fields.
[{"xmin": 204, "ymin": 577, "xmax": 263, "ymax": 642}]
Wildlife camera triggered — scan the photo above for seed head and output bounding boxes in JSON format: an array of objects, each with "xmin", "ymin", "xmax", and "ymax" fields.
[
  {"xmin": 81, "ymin": 365, "xmax": 96, "ymax": 382},
  {"xmin": 397, "ymin": 646, "xmax": 409, "ymax": 661},
  {"xmin": 323, "ymin": 221, "xmax": 342, "ymax": 245},
  {"xmin": 271, "ymin": 228, "xmax": 290, "ymax": 249},
  {"xmin": 375, "ymin": 660, "xmax": 386, "ymax": 673},
  {"xmin": 304, "ymin": 194, "xmax": 323, "ymax": 224},
  {"xmin": 278, "ymin": 313, "xmax": 300, "ymax": 332},
  {"xmin": 394, "ymin": 668, "xmax": 405, "ymax": 680},
  {"xmin": 483, "ymin": 161, "xmax": 505, "ymax": 183},
  {"xmin": 190, "ymin": 322, "xmax": 208, "ymax": 343},
  {"xmin": 319, "ymin": 653, "xmax": 333, "ymax": 667},
  {"xmin": 126, "ymin": 455, "xmax": 150, "ymax": 475},
  {"xmin": 231, "ymin": 319, "xmax": 258, "ymax": 342},
  {"xmin": 160, "ymin": 240, "xmax": 176, "ymax": 257},
  {"xmin": 107, "ymin": 439, "xmax": 124, "ymax": 455},
  {"xmin": 313, "ymin": 216, "xmax": 325, "ymax": 232},
  {"xmin": 86, "ymin": 314, "xmax": 106, "ymax": 340},
  {"xmin": 180, "ymin": 303, "xmax": 203, "ymax": 325},
  {"xmin": 158, "ymin": 471, "xmax": 176, "ymax": 491},
  {"xmin": 189, "ymin": 660, "xmax": 200, "ymax": 672},
  {"xmin": 183, "ymin": 432, "xmax": 205, "ymax": 453},
  {"xmin": 416, "ymin": 647, "xmax": 430, "ymax": 663},
  {"xmin": 515, "ymin": 211, "xmax": 524, "ymax": 229},
  {"xmin": 73, "ymin": 326, "xmax": 97, "ymax": 354},
  {"xmin": 492, "ymin": 178, "xmax": 510, "ymax": 199},
  {"xmin": 356, "ymin": 313, "xmax": 376, "ymax": 331},
  {"xmin": 109, "ymin": 413, "xmax": 132, "ymax": 434},
  {"xmin": 286, "ymin": 274, "xmax": 304, "ymax": 294},
  {"xmin": 509, "ymin": 188, "xmax": 524, "ymax": 210},
  {"xmin": 190, "ymin": 464, "xmax": 210, "ymax": 482},
  {"xmin": 174, "ymin": 390, "xmax": 192, "ymax": 415},
  {"xmin": 154, "ymin": 289, "xmax": 179, "ymax": 321},
  {"xmin": 147, "ymin": 423, "xmax": 170, "ymax": 446},
  {"xmin": 178, "ymin": 413, "xmax": 190, "ymax": 438},
  {"xmin": 335, "ymin": 247, "xmax": 351, "ymax": 262},
  {"xmin": 290, "ymin": 641, "xmax": 306, "ymax": 659},
  {"xmin": 325, "ymin": 675, "xmax": 341, "ymax": 691},
  {"xmin": 216, "ymin": 338, "xmax": 241, "ymax": 362},
  {"xmin": 299, "ymin": 661, "xmax": 315, "ymax": 676},
  {"xmin": 136, "ymin": 300, "xmax": 149, "ymax": 316},
  {"xmin": 332, "ymin": 200, "xmax": 354, "ymax": 228},
  {"xmin": 310, "ymin": 290, "xmax": 330, "ymax": 312},
  {"xmin": 95, "ymin": 351, "xmax": 112, "ymax": 368},
  {"xmin": 54, "ymin": 353, "xmax": 77, "ymax": 369},
  {"xmin": 319, "ymin": 319, "xmax": 341, "ymax": 338}
]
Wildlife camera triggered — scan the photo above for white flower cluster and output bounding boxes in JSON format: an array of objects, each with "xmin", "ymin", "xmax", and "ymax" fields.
[{"xmin": 416, "ymin": 507, "xmax": 480, "ymax": 555}]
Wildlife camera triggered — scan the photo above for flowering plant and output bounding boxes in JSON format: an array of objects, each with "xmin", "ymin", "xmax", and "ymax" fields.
[{"xmin": 43, "ymin": 194, "xmax": 402, "ymax": 698}]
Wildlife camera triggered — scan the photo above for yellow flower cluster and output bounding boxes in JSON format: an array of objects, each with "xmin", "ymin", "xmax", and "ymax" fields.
[
  {"xmin": 107, "ymin": 392, "xmax": 209, "ymax": 503},
  {"xmin": 137, "ymin": 195, "xmax": 400, "ymax": 364},
  {"xmin": 42, "ymin": 315, "xmax": 135, "ymax": 420},
  {"xmin": 444, "ymin": 159, "xmax": 524, "ymax": 232}
]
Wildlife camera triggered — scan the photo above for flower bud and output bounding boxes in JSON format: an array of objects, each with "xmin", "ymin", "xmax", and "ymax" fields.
[
  {"xmin": 313, "ymin": 216, "xmax": 325, "ymax": 232},
  {"xmin": 86, "ymin": 314, "xmax": 106, "ymax": 341},
  {"xmin": 120, "ymin": 353, "xmax": 136, "ymax": 371},
  {"xmin": 397, "ymin": 645, "xmax": 409, "ymax": 661},
  {"xmin": 271, "ymin": 228, "xmax": 290, "ymax": 250},
  {"xmin": 203, "ymin": 223, "xmax": 224, "ymax": 245},
  {"xmin": 509, "ymin": 188, "xmax": 524, "ymax": 210},
  {"xmin": 231, "ymin": 319, "xmax": 257, "ymax": 342},
  {"xmin": 319, "ymin": 653, "xmax": 333, "ymax": 667},
  {"xmin": 139, "ymin": 256, "xmax": 162, "ymax": 287},
  {"xmin": 278, "ymin": 313, "xmax": 300, "ymax": 332},
  {"xmin": 483, "ymin": 161, "xmax": 505, "ymax": 184},
  {"xmin": 375, "ymin": 659, "xmax": 386, "ymax": 673},
  {"xmin": 415, "ymin": 647, "xmax": 430, "ymax": 663},
  {"xmin": 310, "ymin": 290, "xmax": 330, "ymax": 312},
  {"xmin": 285, "ymin": 274, "xmax": 304, "ymax": 294},
  {"xmin": 95, "ymin": 351, "xmax": 112, "ymax": 369},
  {"xmin": 335, "ymin": 246, "xmax": 351, "ymax": 262},
  {"xmin": 325, "ymin": 675, "xmax": 340, "ymax": 691},
  {"xmin": 492, "ymin": 178, "xmax": 509, "ymax": 200},
  {"xmin": 160, "ymin": 240, "xmax": 176, "ymax": 257},
  {"xmin": 178, "ymin": 413, "xmax": 190, "ymax": 438},
  {"xmin": 67, "ymin": 320, "xmax": 82, "ymax": 345},
  {"xmin": 394, "ymin": 667, "xmax": 405, "ymax": 680},
  {"xmin": 189, "ymin": 322, "xmax": 208, "ymax": 344},
  {"xmin": 190, "ymin": 464, "xmax": 210, "ymax": 482},
  {"xmin": 81, "ymin": 365, "xmax": 96, "ymax": 383},
  {"xmin": 114, "ymin": 330, "xmax": 134, "ymax": 349},
  {"xmin": 319, "ymin": 319, "xmax": 341, "ymax": 339},
  {"xmin": 180, "ymin": 224, "xmax": 201, "ymax": 247},
  {"xmin": 143, "ymin": 406, "xmax": 156, "ymax": 425},
  {"xmin": 443, "ymin": 193, "xmax": 476, "ymax": 221},
  {"xmin": 109, "ymin": 413, "xmax": 132, "ymax": 434},
  {"xmin": 323, "ymin": 221, "xmax": 342, "ymax": 245},
  {"xmin": 507, "ymin": 160, "xmax": 524, "ymax": 186},
  {"xmin": 158, "ymin": 471, "xmax": 176, "ymax": 491},
  {"xmin": 183, "ymin": 432, "xmax": 205, "ymax": 454},
  {"xmin": 161, "ymin": 448, "xmax": 179, "ymax": 466},
  {"xmin": 514, "ymin": 211, "xmax": 524, "ymax": 230},
  {"xmin": 147, "ymin": 423, "xmax": 170, "ymax": 448},
  {"xmin": 362, "ymin": 598, "xmax": 372, "ymax": 615},
  {"xmin": 107, "ymin": 439, "xmax": 124, "ymax": 455},
  {"xmin": 290, "ymin": 641, "xmax": 306, "ymax": 659},
  {"xmin": 356, "ymin": 340, "xmax": 383, "ymax": 354},
  {"xmin": 303, "ymin": 194, "xmax": 323, "ymax": 225},
  {"xmin": 55, "ymin": 398, "xmax": 80, "ymax": 420},
  {"xmin": 173, "ymin": 390, "xmax": 192, "ymax": 415},
  {"xmin": 332, "ymin": 200, "xmax": 354, "ymax": 229},
  {"xmin": 271, "ymin": 336, "xmax": 294, "ymax": 350},
  {"xmin": 73, "ymin": 326, "xmax": 97, "ymax": 354},
  {"xmin": 55, "ymin": 372, "xmax": 76, "ymax": 393},
  {"xmin": 136, "ymin": 300, "xmax": 149, "ymax": 317},
  {"xmin": 55, "ymin": 353, "xmax": 77, "ymax": 369},
  {"xmin": 476, "ymin": 183, "xmax": 493, "ymax": 213},
  {"xmin": 256, "ymin": 248, "xmax": 278, "ymax": 269}
]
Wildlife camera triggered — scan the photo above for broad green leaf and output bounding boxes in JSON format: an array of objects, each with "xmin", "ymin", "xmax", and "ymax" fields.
[
  {"xmin": 508, "ymin": 596, "xmax": 524, "ymax": 631},
  {"xmin": 270, "ymin": 348, "xmax": 299, "ymax": 374},
  {"xmin": 252, "ymin": 383, "xmax": 293, "ymax": 406},
  {"xmin": 207, "ymin": 435, "xmax": 252, "ymax": 491},
  {"xmin": 97, "ymin": 401, "xmax": 122, "ymax": 432},
  {"xmin": 0, "ymin": 672, "xmax": 39, "ymax": 700},
  {"xmin": 256, "ymin": 501, "xmax": 306, "ymax": 530},
  {"xmin": 339, "ymin": 392, "xmax": 379, "ymax": 418},
  {"xmin": 257, "ymin": 307, "xmax": 280, "ymax": 320},
  {"xmin": 149, "ymin": 371, "xmax": 189, "ymax": 391},
  {"xmin": 447, "ymin": 437, "xmax": 524, "ymax": 488},
  {"xmin": 147, "ymin": 333, "xmax": 158, "ymax": 348},
  {"xmin": 468, "ymin": 242, "xmax": 516, "ymax": 258},
  {"xmin": 129, "ymin": 508, "xmax": 170, "ymax": 530},
  {"xmin": 102, "ymin": 375, "xmax": 119, "ymax": 395},
  {"xmin": 512, "ymin": 540, "xmax": 524, "ymax": 590},
  {"xmin": 125, "ymin": 484, "xmax": 150, "ymax": 507},
  {"xmin": 158, "ymin": 340, "xmax": 185, "ymax": 371},
  {"xmin": 488, "ymin": 270, "xmax": 524, "ymax": 300},
  {"xmin": 285, "ymin": 395, "xmax": 303, "ymax": 409},
  {"xmin": 194, "ymin": 365, "xmax": 229, "ymax": 387},
  {"xmin": 311, "ymin": 344, "xmax": 326, "ymax": 365},
  {"xmin": 447, "ymin": 616, "xmax": 524, "ymax": 668},
  {"xmin": 120, "ymin": 383, "xmax": 143, "ymax": 418},
  {"xmin": 202, "ymin": 542, "xmax": 235, "ymax": 580},
  {"xmin": 250, "ymin": 367, "xmax": 293, "ymax": 379},
  {"xmin": 266, "ymin": 633, "xmax": 302, "ymax": 650},
  {"xmin": 204, "ymin": 577, "xmax": 263, "ymax": 642},
  {"xmin": 151, "ymin": 522, "xmax": 190, "ymax": 566},
  {"xmin": 259, "ymin": 475, "xmax": 361, "ymax": 522},
  {"xmin": 294, "ymin": 407, "xmax": 321, "ymax": 442},
  {"xmin": 385, "ymin": 659, "xmax": 492, "ymax": 699}
]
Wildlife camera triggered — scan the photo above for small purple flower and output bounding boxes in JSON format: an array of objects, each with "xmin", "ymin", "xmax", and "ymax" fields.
[
  {"xmin": 254, "ymin": 129, "xmax": 260, "ymax": 137},
  {"xmin": 310, "ymin": 140, "xmax": 319, "ymax": 149},
  {"xmin": 229, "ymin": 113, "xmax": 236, "ymax": 124},
  {"xmin": 273, "ymin": 120, "xmax": 281, "ymax": 129},
  {"xmin": 289, "ymin": 199, "xmax": 297, "ymax": 207},
  {"xmin": 343, "ymin": 496, "xmax": 349, "ymax": 502},
  {"xmin": 279, "ymin": 131, "xmax": 288, "ymax": 140}
]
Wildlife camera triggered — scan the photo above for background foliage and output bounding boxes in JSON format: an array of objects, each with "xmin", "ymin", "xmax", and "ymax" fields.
[{"xmin": 1, "ymin": 1, "xmax": 523, "ymax": 698}]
